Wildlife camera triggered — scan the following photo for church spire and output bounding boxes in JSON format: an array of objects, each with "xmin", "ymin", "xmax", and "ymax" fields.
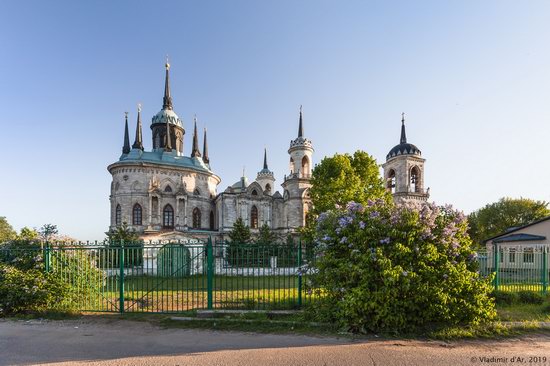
[
  {"xmin": 400, "ymin": 112, "xmax": 407, "ymax": 144},
  {"xmin": 263, "ymin": 148, "xmax": 268, "ymax": 170},
  {"xmin": 164, "ymin": 117, "xmax": 172, "ymax": 151},
  {"xmin": 132, "ymin": 104, "xmax": 144, "ymax": 150},
  {"xmin": 202, "ymin": 127, "xmax": 209, "ymax": 163},
  {"xmin": 298, "ymin": 105, "xmax": 304, "ymax": 137},
  {"xmin": 162, "ymin": 57, "xmax": 173, "ymax": 110},
  {"xmin": 191, "ymin": 116, "xmax": 201, "ymax": 157},
  {"xmin": 122, "ymin": 112, "xmax": 130, "ymax": 154}
]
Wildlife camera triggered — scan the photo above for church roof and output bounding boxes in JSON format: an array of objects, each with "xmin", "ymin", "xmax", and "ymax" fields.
[
  {"xmin": 231, "ymin": 176, "xmax": 249, "ymax": 189},
  {"xmin": 115, "ymin": 149, "xmax": 212, "ymax": 173},
  {"xmin": 386, "ymin": 113, "xmax": 421, "ymax": 161}
]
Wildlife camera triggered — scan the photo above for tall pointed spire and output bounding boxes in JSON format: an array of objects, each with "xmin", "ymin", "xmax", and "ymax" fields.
[
  {"xmin": 165, "ymin": 116, "xmax": 172, "ymax": 151},
  {"xmin": 298, "ymin": 105, "xmax": 304, "ymax": 137},
  {"xmin": 263, "ymin": 148, "xmax": 268, "ymax": 170},
  {"xmin": 132, "ymin": 104, "xmax": 144, "ymax": 150},
  {"xmin": 202, "ymin": 127, "xmax": 209, "ymax": 163},
  {"xmin": 162, "ymin": 57, "xmax": 173, "ymax": 110},
  {"xmin": 191, "ymin": 115, "xmax": 201, "ymax": 157},
  {"xmin": 400, "ymin": 112, "xmax": 407, "ymax": 144},
  {"xmin": 122, "ymin": 112, "xmax": 130, "ymax": 154}
]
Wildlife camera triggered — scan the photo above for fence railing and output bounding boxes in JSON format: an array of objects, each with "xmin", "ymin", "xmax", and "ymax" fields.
[
  {"xmin": 477, "ymin": 246, "xmax": 549, "ymax": 294},
  {"xmin": 0, "ymin": 238, "xmax": 316, "ymax": 313}
]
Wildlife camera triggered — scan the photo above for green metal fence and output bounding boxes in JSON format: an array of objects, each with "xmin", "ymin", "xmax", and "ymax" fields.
[
  {"xmin": 478, "ymin": 245, "xmax": 549, "ymax": 294},
  {"xmin": 0, "ymin": 238, "xmax": 316, "ymax": 313}
]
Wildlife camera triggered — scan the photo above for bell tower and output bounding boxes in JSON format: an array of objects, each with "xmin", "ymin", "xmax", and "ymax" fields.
[
  {"xmin": 281, "ymin": 106, "xmax": 313, "ymax": 231},
  {"xmin": 382, "ymin": 113, "xmax": 429, "ymax": 204}
]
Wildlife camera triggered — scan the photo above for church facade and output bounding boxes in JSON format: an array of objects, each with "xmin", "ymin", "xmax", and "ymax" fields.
[{"xmin": 107, "ymin": 63, "xmax": 428, "ymax": 242}]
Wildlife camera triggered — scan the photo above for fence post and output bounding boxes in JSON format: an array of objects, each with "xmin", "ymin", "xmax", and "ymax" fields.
[
  {"xmin": 44, "ymin": 242, "xmax": 50, "ymax": 273},
  {"xmin": 207, "ymin": 237, "xmax": 214, "ymax": 310},
  {"xmin": 542, "ymin": 247, "xmax": 548, "ymax": 295},
  {"xmin": 297, "ymin": 238, "xmax": 303, "ymax": 308},
  {"xmin": 119, "ymin": 241, "xmax": 125, "ymax": 314},
  {"xmin": 493, "ymin": 243, "xmax": 500, "ymax": 292}
]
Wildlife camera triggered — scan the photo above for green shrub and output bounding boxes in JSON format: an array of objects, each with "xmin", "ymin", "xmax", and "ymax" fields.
[
  {"xmin": 517, "ymin": 290, "xmax": 544, "ymax": 304},
  {"xmin": 493, "ymin": 291, "xmax": 519, "ymax": 305},
  {"xmin": 309, "ymin": 200, "xmax": 496, "ymax": 333},
  {"xmin": 0, "ymin": 263, "xmax": 69, "ymax": 315}
]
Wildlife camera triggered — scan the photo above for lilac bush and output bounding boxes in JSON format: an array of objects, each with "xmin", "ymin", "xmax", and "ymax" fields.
[{"xmin": 310, "ymin": 200, "xmax": 495, "ymax": 332}]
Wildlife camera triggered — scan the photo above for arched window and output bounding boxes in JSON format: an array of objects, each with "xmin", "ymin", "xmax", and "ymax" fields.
[
  {"xmin": 251, "ymin": 206, "xmax": 258, "ymax": 229},
  {"xmin": 251, "ymin": 189, "xmax": 258, "ymax": 196},
  {"xmin": 163, "ymin": 204, "xmax": 174, "ymax": 228},
  {"xmin": 194, "ymin": 189, "xmax": 200, "ymax": 196},
  {"xmin": 265, "ymin": 183, "xmax": 271, "ymax": 194},
  {"xmin": 115, "ymin": 204, "xmax": 122, "ymax": 226},
  {"xmin": 209, "ymin": 210, "xmax": 215, "ymax": 230},
  {"xmin": 132, "ymin": 204, "xmax": 142, "ymax": 226},
  {"xmin": 289, "ymin": 157, "xmax": 295, "ymax": 174},
  {"xmin": 193, "ymin": 208, "xmax": 201, "ymax": 229},
  {"xmin": 301, "ymin": 156, "xmax": 310, "ymax": 176},
  {"xmin": 410, "ymin": 166, "xmax": 420, "ymax": 193},
  {"xmin": 164, "ymin": 185, "xmax": 172, "ymax": 193},
  {"xmin": 387, "ymin": 170, "xmax": 396, "ymax": 194}
]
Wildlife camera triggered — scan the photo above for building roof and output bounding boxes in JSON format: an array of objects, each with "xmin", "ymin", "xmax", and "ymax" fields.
[
  {"xmin": 114, "ymin": 149, "xmax": 213, "ymax": 173},
  {"xmin": 386, "ymin": 113, "xmax": 421, "ymax": 161},
  {"xmin": 483, "ymin": 216, "xmax": 550, "ymax": 243},
  {"xmin": 493, "ymin": 233, "xmax": 546, "ymax": 243}
]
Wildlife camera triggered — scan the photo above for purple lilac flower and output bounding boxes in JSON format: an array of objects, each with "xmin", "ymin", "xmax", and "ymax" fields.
[
  {"xmin": 402, "ymin": 271, "xmax": 408, "ymax": 277},
  {"xmin": 380, "ymin": 237, "xmax": 391, "ymax": 245},
  {"xmin": 335, "ymin": 228, "xmax": 341, "ymax": 234},
  {"xmin": 367, "ymin": 199, "xmax": 375, "ymax": 207},
  {"xmin": 317, "ymin": 212, "xmax": 329, "ymax": 223},
  {"xmin": 338, "ymin": 216, "xmax": 353, "ymax": 228},
  {"xmin": 346, "ymin": 201, "xmax": 364, "ymax": 213},
  {"xmin": 340, "ymin": 237, "xmax": 348, "ymax": 244},
  {"xmin": 369, "ymin": 211, "xmax": 380, "ymax": 219},
  {"xmin": 322, "ymin": 235, "xmax": 331, "ymax": 242},
  {"xmin": 359, "ymin": 221, "xmax": 366, "ymax": 229},
  {"xmin": 468, "ymin": 253, "xmax": 478, "ymax": 261}
]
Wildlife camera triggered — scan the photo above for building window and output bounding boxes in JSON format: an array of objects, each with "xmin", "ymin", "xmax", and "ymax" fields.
[
  {"xmin": 301, "ymin": 156, "xmax": 310, "ymax": 176},
  {"xmin": 163, "ymin": 204, "xmax": 174, "ymax": 228},
  {"xmin": 115, "ymin": 204, "xmax": 122, "ymax": 226},
  {"xmin": 509, "ymin": 248, "xmax": 516, "ymax": 263},
  {"xmin": 193, "ymin": 208, "xmax": 201, "ymax": 229},
  {"xmin": 265, "ymin": 183, "xmax": 271, "ymax": 194},
  {"xmin": 132, "ymin": 204, "xmax": 142, "ymax": 226},
  {"xmin": 387, "ymin": 169, "xmax": 396, "ymax": 194},
  {"xmin": 523, "ymin": 248, "xmax": 534, "ymax": 263},
  {"xmin": 289, "ymin": 157, "xmax": 294, "ymax": 174},
  {"xmin": 164, "ymin": 185, "xmax": 172, "ymax": 193},
  {"xmin": 194, "ymin": 189, "xmax": 200, "ymax": 196},
  {"xmin": 209, "ymin": 210, "xmax": 215, "ymax": 230},
  {"xmin": 410, "ymin": 166, "xmax": 420, "ymax": 193},
  {"xmin": 251, "ymin": 206, "xmax": 258, "ymax": 229},
  {"xmin": 251, "ymin": 189, "xmax": 258, "ymax": 196}
]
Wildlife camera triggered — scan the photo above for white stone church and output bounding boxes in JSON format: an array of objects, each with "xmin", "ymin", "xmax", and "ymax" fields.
[{"xmin": 107, "ymin": 62, "xmax": 429, "ymax": 242}]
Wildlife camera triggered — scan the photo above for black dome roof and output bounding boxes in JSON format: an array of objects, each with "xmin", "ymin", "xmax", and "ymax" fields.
[
  {"xmin": 386, "ymin": 143, "xmax": 421, "ymax": 161},
  {"xmin": 386, "ymin": 114, "xmax": 421, "ymax": 161}
]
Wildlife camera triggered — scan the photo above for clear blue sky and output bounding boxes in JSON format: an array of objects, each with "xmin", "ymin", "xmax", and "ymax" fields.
[{"xmin": 1, "ymin": 1, "xmax": 549, "ymax": 240}]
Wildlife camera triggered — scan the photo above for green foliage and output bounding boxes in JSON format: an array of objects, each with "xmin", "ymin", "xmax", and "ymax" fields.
[
  {"xmin": 39, "ymin": 224, "xmax": 58, "ymax": 242},
  {"xmin": 310, "ymin": 200, "xmax": 496, "ymax": 333},
  {"xmin": 228, "ymin": 218, "xmax": 251, "ymax": 244},
  {"xmin": 18, "ymin": 227, "xmax": 39, "ymax": 241},
  {"xmin": 309, "ymin": 151, "xmax": 390, "ymax": 215},
  {"xmin": 468, "ymin": 197, "xmax": 550, "ymax": 246},
  {"xmin": 0, "ymin": 263, "xmax": 69, "ymax": 315},
  {"xmin": 0, "ymin": 217, "xmax": 16, "ymax": 244},
  {"xmin": 517, "ymin": 290, "xmax": 545, "ymax": 305},
  {"xmin": 256, "ymin": 223, "xmax": 277, "ymax": 245},
  {"xmin": 493, "ymin": 291, "xmax": 519, "ymax": 305},
  {"xmin": 106, "ymin": 222, "xmax": 141, "ymax": 244}
]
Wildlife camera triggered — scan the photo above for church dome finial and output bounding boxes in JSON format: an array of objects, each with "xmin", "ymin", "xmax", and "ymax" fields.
[
  {"xmin": 163, "ymin": 56, "xmax": 173, "ymax": 110},
  {"xmin": 386, "ymin": 113, "xmax": 421, "ymax": 161}
]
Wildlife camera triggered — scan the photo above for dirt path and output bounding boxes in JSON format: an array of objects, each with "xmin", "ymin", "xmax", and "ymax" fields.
[{"xmin": 1, "ymin": 318, "xmax": 550, "ymax": 366}]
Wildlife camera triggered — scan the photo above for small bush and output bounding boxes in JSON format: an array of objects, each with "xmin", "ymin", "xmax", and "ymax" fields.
[
  {"xmin": 493, "ymin": 291, "xmax": 519, "ymax": 305},
  {"xmin": 0, "ymin": 263, "xmax": 69, "ymax": 315},
  {"xmin": 517, "ymin": 291, "xmax": 544, "ymax": 305}
]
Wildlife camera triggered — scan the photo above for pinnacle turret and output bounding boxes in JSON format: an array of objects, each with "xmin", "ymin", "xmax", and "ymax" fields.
[
  {"xmin": 163, "ymin": 58, "xmax": 173, "ymax": 110},
  {"xmin": 132, "ymin": 104, "xmax": 144, "ymax": 150},
  {"xmin": 122, "ymin": 112, "xmax": 130, "ymax": 154},
  {"xmin": 191, "ymin": 116, "xmax": 201, "ymax": 158},
  {"xmin": 203, "ymin": 127, "xmax": 209, "ymax": 163}
]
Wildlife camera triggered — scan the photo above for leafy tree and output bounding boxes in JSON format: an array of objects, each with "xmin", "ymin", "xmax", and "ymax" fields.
[
  {"xmin": 39, "ymin": 224, "xmax": 58, "ymax": 242},
  {"xmin": 106, "ymin": 222, "xmax": 140, "ymax": 244},
  {"xmin": 17, "ymin": 227, "xmax": 39, "ymax": 241},
  {"xmin": 255, "ymin": 223, "xmax": 277, "ymax": 245},
  {"xmin": 227, "ymin": 218, "xmax": 251, "ymax": 244},
  {"xmin": 309, "ymin": 151, "xmax": 390, "ymax": 215},
  {"xmin": 468, "ymin": 197, "xmax": 550, "ymax": 245},
  {"xmin": 0, "ymin": 217, "xmax": 16, "ymax": 244}
]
